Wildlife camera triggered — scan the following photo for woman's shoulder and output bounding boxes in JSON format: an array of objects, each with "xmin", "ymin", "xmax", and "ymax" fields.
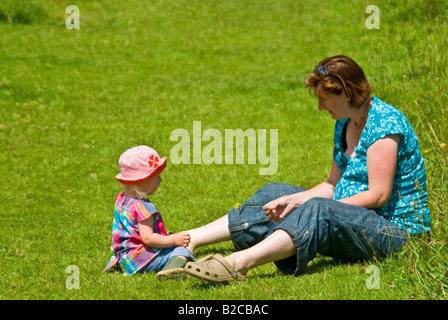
[
  {"xmin": 368, "ymin": 97, "xmax": 411, "ymax": 129},
  {"xmin": 370, "ymin": 97, "xmax": 407, "ymax": 121},
  {"xmin": 365, "ymin": 97, "xmax": 415, "ymax": 146}
]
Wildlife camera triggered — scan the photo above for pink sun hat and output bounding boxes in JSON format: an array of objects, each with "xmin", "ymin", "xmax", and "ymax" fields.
[{"xmin": 115, "ymin": 145, "xmax": 167, "ymax": 184}]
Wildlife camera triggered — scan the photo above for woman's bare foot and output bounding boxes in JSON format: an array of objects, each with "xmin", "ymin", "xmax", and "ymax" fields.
[
  {"xmin": 185, "ymin": 235, "xmax": 197, "ymax": 255},
  {"xmin": 225, "ymin": 253, "xmax": 249, "ymax": 276},
  {"xmin": 184, "ymin": 214, "xmax": 231, "ymax": 255}
]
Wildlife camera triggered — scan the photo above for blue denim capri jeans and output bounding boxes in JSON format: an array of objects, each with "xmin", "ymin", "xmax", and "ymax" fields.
[{"xmin": 228, "ymin": 183, "xmax": 408, "ymax": 276}]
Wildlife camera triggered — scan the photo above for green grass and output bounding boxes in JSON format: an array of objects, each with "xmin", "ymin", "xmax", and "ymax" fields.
[{"xmin": 0, "ymin": 0, "xmax": 447, "ymax": 300}]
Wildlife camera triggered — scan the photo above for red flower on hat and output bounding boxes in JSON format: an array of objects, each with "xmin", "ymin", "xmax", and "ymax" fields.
[{"xmin": 148, "ymin": 154, "xmax": 160, "ymax": 169}]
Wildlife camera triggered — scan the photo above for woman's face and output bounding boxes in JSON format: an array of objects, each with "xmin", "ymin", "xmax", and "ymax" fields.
[{"xmin": 316, "ymin": 89, "xmax": 349, "ymax": 120}]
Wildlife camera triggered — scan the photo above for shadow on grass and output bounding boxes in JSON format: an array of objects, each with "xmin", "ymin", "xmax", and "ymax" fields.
[{"xmin": 187, "ymin": 252, "xmax": 362, "ymax": 289}]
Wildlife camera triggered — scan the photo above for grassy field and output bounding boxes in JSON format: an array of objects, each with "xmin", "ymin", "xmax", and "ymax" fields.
[{"xmin": 0, "ymin": 0, "xmax": 447, "ymax": 300}]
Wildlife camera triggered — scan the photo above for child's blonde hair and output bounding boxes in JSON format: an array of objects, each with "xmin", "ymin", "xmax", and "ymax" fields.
[{"xmin": 119, "ymin": 182, "xmax": 148, "ymax": 199}]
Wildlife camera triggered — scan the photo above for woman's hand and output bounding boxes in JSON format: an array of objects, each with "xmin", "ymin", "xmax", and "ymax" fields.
[{"xmin": 263, "ymin": 195, "xmax": 300, "ymax": 221}]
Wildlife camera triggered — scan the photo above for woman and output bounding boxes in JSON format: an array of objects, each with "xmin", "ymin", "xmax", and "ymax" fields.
[{"xmin": 181, "ymin": 55, "xmax": 431, "ymax": 282}]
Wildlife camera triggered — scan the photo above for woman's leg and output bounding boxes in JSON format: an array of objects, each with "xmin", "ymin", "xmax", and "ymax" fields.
[
  {"xmin": 189, "ymin": 197, "xmax": 408, "ymax": 280},
  {"xmin": 225, "ymin": 229, "xmax": 296, "ymax": 275},
  {"xmin": 185, "ymin": 214, "xmax": 231, "ymax": 253},
  {"xmin": 186, "ymin": 183, "xmax": 304, "ymax": 254}
]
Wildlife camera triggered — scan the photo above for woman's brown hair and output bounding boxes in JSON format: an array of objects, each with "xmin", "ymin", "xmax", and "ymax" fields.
[{"xmin": 305, "ymin": 55, "xmax": 372, "ymax": 109}]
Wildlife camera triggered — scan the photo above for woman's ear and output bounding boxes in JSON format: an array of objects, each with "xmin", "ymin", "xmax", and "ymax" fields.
[{"xmin": 345, "ymin": 87, "xmax": 352, "ymax": 101}]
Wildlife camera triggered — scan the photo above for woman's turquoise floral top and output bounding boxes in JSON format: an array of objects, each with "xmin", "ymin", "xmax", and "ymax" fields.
[{"xmin": 333, "ymin": 96, "xmax": 431, "ymax": 234}]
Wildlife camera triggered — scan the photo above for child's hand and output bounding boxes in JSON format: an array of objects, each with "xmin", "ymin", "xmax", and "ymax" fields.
[{"xmin": 171, "ymin": 232, "xmax": 191, "ymax": 247}]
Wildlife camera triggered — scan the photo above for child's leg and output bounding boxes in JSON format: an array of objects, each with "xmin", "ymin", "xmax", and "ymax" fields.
[
  {"xmin": 160, "ymin": 256, "xmax": 188, "ymax": 271},
  {"xmin": 155, "ymin": 247, "xmax": 193, "ymax": 280},
  {"xmin": 185, "ymin": 214, "xmax": 231, "ymax": 253}
]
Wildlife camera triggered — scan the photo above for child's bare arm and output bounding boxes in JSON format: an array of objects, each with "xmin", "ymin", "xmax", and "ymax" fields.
[{"xmin": 138, "ymin": 216, "xmax": 190, "ymax": 248}]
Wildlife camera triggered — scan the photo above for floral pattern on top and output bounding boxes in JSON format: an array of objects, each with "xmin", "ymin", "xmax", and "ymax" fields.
[{"xmin": 332, "ymin": 97, "xmax": 431, "ymax": 234}]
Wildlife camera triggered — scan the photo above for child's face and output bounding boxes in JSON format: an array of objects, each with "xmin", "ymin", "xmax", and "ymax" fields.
[{"xmin": 139, "ymin": 174, "xmax": 162, "ymax": 195}]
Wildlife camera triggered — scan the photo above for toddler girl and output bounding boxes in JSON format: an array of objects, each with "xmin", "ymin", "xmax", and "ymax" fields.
[{"xmin": 103, "ymin": 145, "xmax": 194, "ymax": 279}]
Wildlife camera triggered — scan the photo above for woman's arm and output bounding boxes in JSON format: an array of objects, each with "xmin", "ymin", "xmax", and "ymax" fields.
[
  {"xmin": 138, "ymin": 216, "xmax": 191, "ymax": 248},
  {"xmin": 292, "ymin": 156, "xmax": 341, "ymax": 203},
  {"xmin": 337, "ymin": 134, "xmax": 401, "ymax": 208},
  {"xmin": 264, "ymin": 134, "xmax": 400, "ymax": 220},
  {"xmin": 263, "ymin": 156, "xmax": 342, "ymax": 221}
]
